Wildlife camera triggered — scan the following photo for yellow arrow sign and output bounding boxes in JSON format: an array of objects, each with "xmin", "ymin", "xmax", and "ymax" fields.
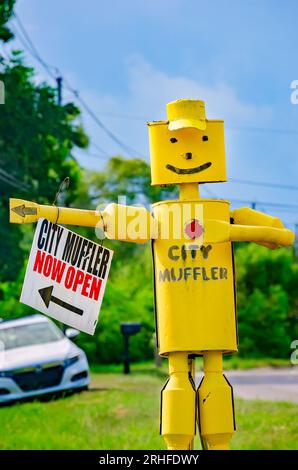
[{"xmin": 9, "ymin": 198, "xmax": 104, "ymax": 228}]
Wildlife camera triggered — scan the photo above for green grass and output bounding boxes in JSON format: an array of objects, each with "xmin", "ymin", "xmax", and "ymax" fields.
[
  {"xmin": 223, "ymin": 356, "xmax": 292, "ymax": 370},
  {"xmin": 0, "ymin": 367, "xmax": 297, "ymax": 450},
  {"xmin": 91, "ymin": 356, "xmax": 292, "ymax": 374}
]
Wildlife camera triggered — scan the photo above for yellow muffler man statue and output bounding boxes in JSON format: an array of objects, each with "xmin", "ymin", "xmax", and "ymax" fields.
[{"xmin": 10, "ymin": 98, "xmax": 295, "ymax": 450}]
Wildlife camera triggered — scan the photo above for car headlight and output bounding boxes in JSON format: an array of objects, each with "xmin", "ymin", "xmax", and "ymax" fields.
[
  {"xmin": 0, "ymin": 371, "xmax": 10, "ymax": 378},
  {"xmin": 64, "ymin": 355, "xmax": 80, "ymax": 367}
]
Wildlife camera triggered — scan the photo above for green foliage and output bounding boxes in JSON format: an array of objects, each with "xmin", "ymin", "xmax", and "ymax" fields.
[
  {"xmin": 0, "ymin": 0, "xmax": 15, "ymax": 42},
  {"xmin": 235, "ymin": 244, "xmax": 297, "ymax": 358},
  {"xmin": 74, "ymin": 156, "xmax": 178, "ymax": 262},
  {"xmin": 77, "ymin": 246, "xmax": 155, "ymax": 364},
  {"xmin": 0, "ymin": 53, "xmax": 88, "ymax": 281},
  {"xmin": 0, "ymin": 55, "xmax": 87, "ymax": 204},
  {"xmin": 77, "ymin": 156, "xmax": 177, "ymax": 209},
  {"xmin": 0, "ymin": 264, "xmax": 32, "ymax": 318}
]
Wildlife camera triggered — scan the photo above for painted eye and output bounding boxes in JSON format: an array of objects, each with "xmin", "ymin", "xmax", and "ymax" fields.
[
  {"xmin": 170, "ymin": 137, "xmax": 178, "ymax": 143},
  {"xmin": 202, "ymin": 135, "xmax": 208, "ymax": 141}
]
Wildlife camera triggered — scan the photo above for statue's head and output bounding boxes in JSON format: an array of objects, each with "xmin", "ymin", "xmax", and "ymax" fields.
[{"xmin": 147, "ymin": 99, "xmax": 227, "ymax": 186}]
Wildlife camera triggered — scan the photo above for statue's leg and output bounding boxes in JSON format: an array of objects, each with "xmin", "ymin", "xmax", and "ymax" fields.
[
  {"xmin": 188, "ymin": 356, "xmax": 196, "ymax": 450},
  {"xmin": 197, "ymin": 351, "xmax": 235, "ymax": 450},
  {"xmin": 161, "ymin": 352, "xmax": 196, "ymax": 450}
]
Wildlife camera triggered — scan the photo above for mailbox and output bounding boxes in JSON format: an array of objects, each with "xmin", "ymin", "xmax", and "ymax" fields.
[
  {"xmin": 121, "ymin": 322, "xmax": 141, "ymax": 336},
  {"xmin": 120, "ymin": 322, "xmax": 142, "ymax": 374}
]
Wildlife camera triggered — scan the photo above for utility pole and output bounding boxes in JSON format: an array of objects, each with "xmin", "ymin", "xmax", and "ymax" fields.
[{"xmin": 56, "ymin": 76, "xmax": 63, "ymax": 106}]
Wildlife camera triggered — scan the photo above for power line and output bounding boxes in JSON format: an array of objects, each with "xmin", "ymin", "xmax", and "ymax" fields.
[
  {"xmin": 62, "ymin": 75, "xmax": 143, "ymax": 155},
  {"xmin": 81, "ymin": 151, "xmax": 109, "ymax": 160},
  {"xmin": 0, "ymin": 167, "xmax": 30, "ymax": 188},
  {"xmin": 229, "ymin": 198, "xmax": 298, "ymax": 210},
  {"xmin": 0, "ymin": 174, "xmax": 24, "ymax": 190},
  {"xmin": 91, "ymin": 141, "xmax": 110, "ymax": 156},
  {"xmin": 12, "ymin": 18, "xmax": 113, "ymax": 156},
  {"xmin": 200, "ymin": 185, "xmax": 217, "ymax": 198},
  {"xmin": 12, "ymin": 15, "xmax": 58, "ymax": 80},
  {"xmin": 73, "ymin": 90, "xmax": 143, "ymax": 156},
  {"xmin": 196, "ymin": 182, "xmax": 298, "ymax": 214},
  {"xmin": 201, "ymin": 186, "xmax": 298, "ymax": 214},
  {"xmin": 12, "ymin": 13, "xmax": 143, "ymax": 157},
  {"xmin": 227, "ymin": 125, "xmax": 298, "ymax": 135},
  {"xmin": 0, "ymin": 168, "xmax": 29, "ymax": 192},
  {"xmin": 229, "ymin": 178, "xmax": 298, "ymax": 191},
  {"xmin": 92, "ymin": 111, "xmax": 148, "ymax": 121},
  {"xmin": 72, "ymin": 110, "xmax": 298, "ymax": 137}
]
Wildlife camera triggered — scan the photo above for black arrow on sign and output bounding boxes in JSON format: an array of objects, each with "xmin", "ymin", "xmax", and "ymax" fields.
[{"xmin": 38, "ymin": 285, "xmax": 83, "ymax": 316}]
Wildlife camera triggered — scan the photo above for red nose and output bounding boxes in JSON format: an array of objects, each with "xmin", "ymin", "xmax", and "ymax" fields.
[{"xmin": 185, "ymin": 219, "xmax": 204, "ymax": 240}]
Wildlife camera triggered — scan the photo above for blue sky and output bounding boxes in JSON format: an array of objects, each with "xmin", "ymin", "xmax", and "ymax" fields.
[{"xmin": 5, "ymin": 0, "xmax": 298, "ymax": 227}]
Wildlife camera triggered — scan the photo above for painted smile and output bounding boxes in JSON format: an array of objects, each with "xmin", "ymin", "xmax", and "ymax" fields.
[{"xmin": 166, "ymin": 161, "xmax": 212, "ymax": 175}]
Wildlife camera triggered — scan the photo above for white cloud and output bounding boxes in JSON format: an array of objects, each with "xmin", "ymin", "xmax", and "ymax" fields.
[
  {"xmin": 125, "ymin": 56, "xmax": 272, "ymax": 124},
  {"xmin": 74, "ymin": 56, "xmax": 273, "ymax": 165}
]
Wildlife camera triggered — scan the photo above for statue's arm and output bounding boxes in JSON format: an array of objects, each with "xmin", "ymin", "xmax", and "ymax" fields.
[
  {"xmin": 9, "ymin": 199, "xmax": 158, "ymax": 244},
  {"xmin": 203, "ymin": 207, "xmax": 294, "ymax": 249},
  {"xmin": 230, "ymin": 207, "xmax": 293, "ymax": 249}
]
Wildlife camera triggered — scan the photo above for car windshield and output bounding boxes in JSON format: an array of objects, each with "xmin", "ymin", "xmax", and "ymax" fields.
[{"xmin": 0, "ymin": 321, "xmax": 64, "ymax": 350}]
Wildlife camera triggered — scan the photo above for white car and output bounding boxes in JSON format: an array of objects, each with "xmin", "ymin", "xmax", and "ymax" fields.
[{"xmin": 0, "ymin": 314, "xmax": 90, "ymax": 403}]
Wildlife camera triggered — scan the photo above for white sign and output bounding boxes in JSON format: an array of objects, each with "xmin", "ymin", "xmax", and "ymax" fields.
[{"xmin": 20, "ymin": 219, "xmax": 113, "ymax": 335}]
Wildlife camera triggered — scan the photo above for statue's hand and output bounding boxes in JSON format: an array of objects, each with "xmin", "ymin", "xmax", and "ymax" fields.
[
  {"xmin": 203, "ymin": 219, "xmax": 295, "ymax": 248},
  {"xmin": 231, "ymin": 207, "xmax": 294, "ymax": 249}
]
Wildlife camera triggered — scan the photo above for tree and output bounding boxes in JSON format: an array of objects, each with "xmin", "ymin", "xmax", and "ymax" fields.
[
  {"xmin": 0, "ymin": 55, "xmax": 88, "ymax": 281},
  {"xmin": 74, "ymin": 156, "xmax": 177, "ymax": 260},
  {"xmin": 235, "ymin": 243, "xmax": 297, "ymax": 358},
  {"xmin": 77, "ymin": 246, "xmax": 155, "ymax": 364},
  {"xmin": 0, "ymin": 0, "xmax": 15, "ymax": 42},
  {"xmin": 76, "ymin": 155, "xmax": 177, "ymax": 208},
  {"xmin": 0, "ymin": 0, "xmax": 88, "ymax": 282}
]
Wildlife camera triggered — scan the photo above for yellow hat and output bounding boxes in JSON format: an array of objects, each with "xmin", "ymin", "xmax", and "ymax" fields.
[{"xmin": 167, "ymin": 99, "xmax": 206, "ymax": 131}]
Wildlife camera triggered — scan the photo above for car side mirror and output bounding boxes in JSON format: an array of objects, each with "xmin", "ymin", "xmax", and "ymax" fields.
[{"xmin": 65, "ymin": 328, "xmax": 80, "ymax": 339}]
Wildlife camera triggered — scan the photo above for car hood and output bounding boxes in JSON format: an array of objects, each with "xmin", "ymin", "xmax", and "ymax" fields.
[{"xmin": 0, "ymin": 339, "xmax": 80, "ymax": 371}]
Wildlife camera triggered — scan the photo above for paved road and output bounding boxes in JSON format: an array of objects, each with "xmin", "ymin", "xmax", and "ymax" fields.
[{"xmin": 196, "ymin": 367, "xmax": 298, "ymax": 403}]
